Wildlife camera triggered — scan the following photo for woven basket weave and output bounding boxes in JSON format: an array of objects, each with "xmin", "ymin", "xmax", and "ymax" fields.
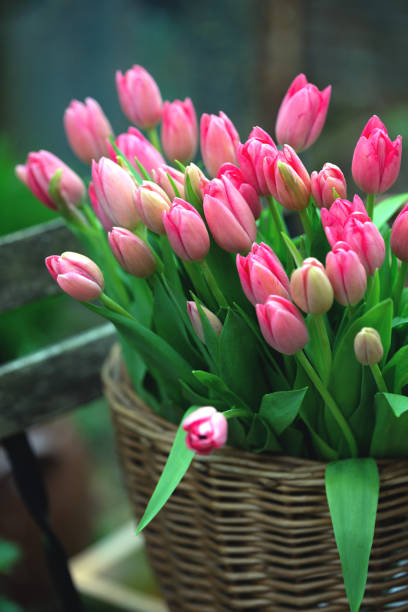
[{"xmin": 103, "ymin": 346, "xmax": 408, "ymax": 611}]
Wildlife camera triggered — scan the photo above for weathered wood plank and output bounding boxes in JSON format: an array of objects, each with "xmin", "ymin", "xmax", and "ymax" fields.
[
  {"xmin": 0, "ymin": 323, "xmax": 115, "ymax": 438},
  {"xmin": 0, "ymin": 220, "xmax": 80, "ymax": 313}
]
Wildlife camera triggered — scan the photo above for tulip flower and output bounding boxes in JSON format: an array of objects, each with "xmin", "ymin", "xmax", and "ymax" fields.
[
  {"xmin": 342, "ymin": 212, "xmax": 385, "ymax": 275},
  {"xmin": 116, "ymin": 65, "xmax": 162, "ymax": 129},
  {"xmin": 321, "ymin": 195, "xmax": 367, "ymax": 247},
  {"xmin": 186, "ymin": 301, "xmax": 223, "ymax": 342},
  {"xmin": 134, "ymin": 181, "xmax": 171, "ymax": 234},
  {"xmin": 184, "ymin": 163, "xmax": 209, "ymax": 202},
  {"xmin": 63, "ymin": 97, "xmax": 113, "ymax": 164},
  {"xmin": 264, "ymin": 145, "xmax": 311, "ymax": 210},
  {"xmin": 88, "ymin": 182, "xmax": 114, "ymax": 231},
  {"xmin": 45, "ymin": 252, "xmax": 104, "ymax": 301},
  {"xmin": 352, "ymin": 115, "xmax": 402, "ymax": 194},
  {"xmin": 391, "ymin": 204, "xmax": 408, "ymax": 262},
  {"xmin": 237, "ymin": 131, "xmax": 278, "ymax": 195},
  {"xmin": 311, "ymin": 163, "xmax": 347, "ymax": 209},
  {"xmin": 275, "ymin": 73, "xmax": 331, "ymax": 152},
  {"xmin": 290, "ymin": 258, "xmax": 333, "ymax": 315},
  {"xmin": 108, "ymin": 227, "xmax": 157, "ymax": 278},
  {"xmin": 203, "ymin": 176, "xmax": 257, "ymax": 253},
  {"xmin": 109, "ymin": 127, "xmax": 165, "ymax": 177},
  {"xmin": 217, "ymin": 163, "xmax": 261, "ymax": 219},
  {"xmin": 182, "ymin": 407, "xmax": 228, "ymax": 455},
  {"xmin": 17, "ymin": 150, "xmax": 85, "ymax": 210},
  {"xmin": 92, "ymin": 157, "xmax": 140, "ymax": 229},
  {"xmin": 163, "ymin": 198, "xmax": 210, "ymax": 261},
  {"xmin": 200, "ymin": 112, "xmax": 240, "ymax": 177},
  {"xmin": 256, "ymin": 296, "xmax": 309, "ymax": 355},
  {"xmin": 325, "ymin": 242, "xmax": 367, "ymax": 306},
  {"xmin": 151, "ymin": 164, "xmax": 185, "ymax": 200},
  {"xmin": 248, "ymin": 126, "xmax": 276, "ymax": 146},
  {"xmin": 354, "ymin": 327, "xmax": 384, "ymax": 366},
  {"xmin": 161, "ymin": 98, "xmax": 198, "ymax": 163},
  {"xmin": 236, "ymin": 242, "xmax": 290, "ymax": 305}
]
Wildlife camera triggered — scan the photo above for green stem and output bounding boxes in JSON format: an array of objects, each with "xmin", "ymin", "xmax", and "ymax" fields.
[
  {"xmin": 295, "ymin": 350, "xmax": 358, "ymax": 458},
  {"xmin": 394, "ymin": 260, "xmax": 408, "ymax": 313},
  {"xmin": 147, "ymin": 127, "xmax": 162, "ymax": 153},
  {"xmin": 369, "ymin": 363, "xmax": 388, "ymax": 393},
  {"xmin": 100, "ymin": 293, "xmax": 133, "ymax": 318},
  {"xmin": 199, "ymin": 260, "xmax": 228, "ymax": 309},
  {"xmin": 312, "ymin": 314, "xmax": 332, "ymax": 383},
  {"xmin": 266, "ymin": 196, "xmax": 286, "ymax": 235},
  {"xmin": 366, "ymin": 193, "xmax": 375, "ymax": 220},
  {"xmin": 299, "ymin": 208, "xmax": 314, "ymax": 245},
  {"xmin": 223, "ymin": 408, "xmax": 251, "ymax": 420}
]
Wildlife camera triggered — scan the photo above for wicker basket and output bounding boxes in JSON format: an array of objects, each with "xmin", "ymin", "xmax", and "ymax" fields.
[{"xmin": 103, "ymin": 346, "xmax": 408, "ymax": 611}]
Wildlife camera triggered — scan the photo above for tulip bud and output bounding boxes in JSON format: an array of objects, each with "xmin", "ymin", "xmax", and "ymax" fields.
[
  {"xmin": 237, "ymin": 132, "xmax": 278, "ymax": 195},
  {"xmin": 325, "ymin": 242, "xmax": 367, "ymax": 306},
  {"xmin": 290, "ymin": 258, "xmax": 333, "ymax": 314},
  {"xmin": 115, "ymin": 65, "xmax": 162, "ymax": 129},
  {"xmin": 264, "ymin": 145, "xmax": 311, "ymax": 210},
  {"xmin": 311, "ymin": 163, "xmax": 347, "ymax": 209},
  {"xmin": 134, "ymin": 181, "xmax": 171, "ymax": 234},
  {"xmin": 17, "ymin": 150, "xmax": 85, "ymax": 211},
  {"xmin": 275, "ymin": 73, "xmax": 331, "ymax": 152},
  {"xmin": 236, "ymin": 242, "xmax": 290, "ymax": 305},
  {"xmin": 63, "ymin": 97, "xmax": 113, "ymax": 164},
  {"xmin": 200, "ymin": 111, "xmax": 240, "ymax": 177},
  {"xmin": 321, "ymin": 195, "xmax": 368, "ymax": 247},
  {"xmin": 184, "ymin": 163, "xmax": 209, "ymax": 202},
  {"xmin": 108, "ymin": 227, "xmax": 156, "ymax": 277},
  {"xmin": 352, "ymin": 115, "xmax": 402, "ymax": 194},
  {"xmin": 203, "ymin": 176, "xmax": 257, "ymax": 253},
  {"xmin": 256, "ymin": 296, "xmax": 309, "ymax": 355},
  {"xmin": 186, "ymin": 301, "xmax": 223, "ymax": 342},
  {"xmin": 248, "ymin": 126, "xmax": 276, "ymax": 145},
  {"xmin": 183, "ymin": 406, "xmax": 228, "ymax": 455},
  {"xmin": 45, "ymin": 252, "xmax": 104, "ymax": 301},
  {"xmin": 88, "ymin": 182, "xmax": 114, "ymax": 231},
  {"xmin": 151, "ymin": 164, "xmax": 185, "ymax": 199},
  {"xmin": 92, "ymin": 157, "xmax": 140, "ymax": 229},
  {"xmin": 390, "ymin": 203, "xmax": 408, "ymax": 262},
  {"xmin": 163, "ymin": 198, "xmax": 210, "ymax": 261},
  {"xmin": 354, "ymin": 327, "xmax": 383, "ymax": 365},
  {"xmin": 109, "ymin": 127, "xmax": 165, "ymax": 177},
  {"xmin": 161, "ymin": 98, "xmax": 198, "ymax": 163},
  {"xmin": 217, "ymin": 163, "xmax": 262, "ymax": 219},
  {"xmin": 342, "ymin": 212, "xmax": 385, "ymax": 275}
]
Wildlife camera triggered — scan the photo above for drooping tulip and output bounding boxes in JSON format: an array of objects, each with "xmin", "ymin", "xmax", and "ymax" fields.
[
  {"xmin": 45, "ymin": 252, "xmax": 104, "ymax": 301},
  {"xmin": 183, "ymin": 407, "xmax": 228, "ymax": 455}
]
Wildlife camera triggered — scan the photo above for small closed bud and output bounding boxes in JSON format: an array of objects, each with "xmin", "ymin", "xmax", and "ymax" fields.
[
  {"xmin": 187, "ymin": 301, "xmax": 223, "ymax": 342},
  {"xmin": 45, "ymin": 252, "xmax": 104, "ymax": 301},
  {"xmin": 183, "ymin": 407, "xmax": 228, "ymax": 455},
  {"xmin": 290, "ymin": 257, "xmax": 334, "ymax": 314},
  {"xmin": 162, "ymin": 198, "xmax": 210, "ymax": 261},
  {"xmin": 354, "ymin": 327, "xmax": 383, "ymax": 365},
  {"xmin": 108, "ymin": 227, "xmax": 156, "ymax": 277},
  {"xmin": 133, "ymin": 181, "xmax": 171, "ymax": 234}
]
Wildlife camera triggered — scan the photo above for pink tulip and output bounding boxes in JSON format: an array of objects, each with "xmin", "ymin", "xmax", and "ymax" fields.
[
  {"xmin": 108, "ymin": 227, "xmax": 156, "ymax": 277},
  {"xmin": 200, "ymin": 112, "xmax": 240, "ymax": 177},
  {"xmin": 290, "ymin": 258, "xmax": 333, "ymax": 314},
  {"xmin": 88, "ymin": 182, "xmax": 114, "ymax": 231},
  {"xmin": 342, "ymin": 212, "xmax": 385, "ymax": 275},
  {"xmin": 326, "ymin": 242, "xmax": 367, "ymax": 306},
  {"xmin": 275, "ymin": 73, "xmax": 331, "ymax": 152},
  {"xmin": 45, "ymin": 252, "xmax": 104, "ymax": 301},
  {"xmin": 391, "ymin": 203, "xmax": 408, "ymax": 262},
  {"xmin": 311, "ymin": 163, "xmax": 347, "ymax": 209},
  {"xmin": 203, "ymin": 176, "xmax": 257, "ymax": 253},
  {"xmin": 186, "ymin": 301, "xmax": 223, "ymax": 343},
  {"xmin": 183, "ymin": 407, "xmax": 228, "ymax": 455},
  {"xmin": 248, "ymin": 126, "xmax": 276, "ymax": 146},
  {"xmin": 115, "ymin": 65, "xmax": 162, "ymax": 129},
  {"xmin": 17, "ymin": 150, "xmax": 85, "ymax": 210},
  {"xmin": 237, "ymin": 131, "xmax": 278, "ymax": 195},
  {"xmin": 109, "ymin": 127, "xmax": 165, "ymax": 177},
  {"xmin": 163, "ymin": 198, "xmax": 210, "ymax": 261},
  {"xmin": 133, "ymin": 181, "xmax": 171, "ymax": 234},
  {"xmin": 264, "ymin": 145, "xmax": 311, "ymax": 210},
  {"xmin": 236, "ymin": 242, "xmax": 290, "ymax": 305},
  {"xmin": 256, "ymin": 296, "xmax": 309, "ymax": 355},
  {"xmin": 161, "ymin": 98, "xmax": 198, "ymax": 163},
  {"xmin": 352, "ymin": 115, "xmax": 402, "ymax": 194},
  {"xmin": 151, "ymin": 164, "xmax": 185, "ymax": 200},
  {"xmin": 63, "ymin": 97, "xmax": 113, "ymax": 164},
  {"xmin": 92, "ymin": 157, "xmax": 140, "ymax": 229},
  {"xmin": 321, "ymin": 195, "xmax": 367, "ymax": 246},
  {"xmin": 217, "ymin": 163, "xmax": 262, "ymax": 219}
]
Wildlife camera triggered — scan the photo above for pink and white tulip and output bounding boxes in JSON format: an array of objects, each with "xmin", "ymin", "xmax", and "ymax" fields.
[
  {"xmin": 64, "ymin": 97, "xmax": 113, "ymax": 164},
  {"xmin": 116, "ymin": 65, "xmax": 162, "ymax": 129},
  {"xmin": 88, "ymin": 182, "xmax": 114, "ymax": 231},
  {"xmin": 183, "ymin": 407, "xmax": 228, "ymax": 455},
  {"xmin": 264, "ymin": 145, "xmax": 311, "ymax": 210},
  {"xmin": 256, "ymin": 296, "xmax": 309, "ymax": 355},
  {"xmin": 92, "ymin": 157, "xmax": 139, "ymax": 229},
  {"xmin": 108, "ymin": 227, "xmax": 156, "ymax": 278},
  {"xmin": 311, "ymin": 163, "xmax": 347, "ymax": 209},
  {"xmin": 325, "ymin": 242, "xmax": 367, "ymax": 306},
  {"xmin": 161, "ymin": 98, "xmax": 198, "ymax": 163},
  {"xmin": 290, "ymin": 258, "xmax": 333, "ymax": 314},
  {"xmin": 45, "ymin": 252, "xmax": 104, "ymax": 302},
  {"xmin": 200, "ymin": 112, "xmax": 240, "ymax": 177},
  {"xmin": 236, "ymin": 242, "xmax": 290, "ymax": 305},
  {"xmin": 163, "ymin": 198, "xmax": 210, "ymax": 261},
  {"xmin": 152, "ymin": 164, "xmax": 185, "ymax": 200},
  {"xmin": 133, "ymin": 181, "xmax": 171, "ymax": 234}
]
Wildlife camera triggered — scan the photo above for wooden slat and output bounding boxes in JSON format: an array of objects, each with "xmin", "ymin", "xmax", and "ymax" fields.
[
  {"xmin": 0, "ymin": 323, "xmax": 115, "ymax": 439},
  {"xmin": 0, "ymin": 219, "xmax": 80, "ymax": 313}
]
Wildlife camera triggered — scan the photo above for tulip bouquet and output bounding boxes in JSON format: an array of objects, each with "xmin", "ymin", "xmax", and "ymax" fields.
[{"xmin": 17, "ymin": 66, "xmax": 408, "ymax": 611}]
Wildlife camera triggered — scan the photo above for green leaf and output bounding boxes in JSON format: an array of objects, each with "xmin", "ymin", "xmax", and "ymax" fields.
[
  {"xmin": 180, "ymin": 380, "xmax": 225, "ymax": 410},
  {"xmin": 136, "ymin": 407, "xmax": 196, "ymax": 533},
  {"xmin": 246, "ymin": 414, "xmax": 281, "ymax": 453},
  {"xmin": 166, "ymin": 171, "xmax": 181, "ymax": 197},
  {"xmin": 192, "ymin": 370, "xmax": 248, "ymax": 411},
  {"xmin": 281, "ymin": 232, "xmax": 303, "ymax": 267},
  {"xmin": 370, "ymin": 393, "xmax": 408, "ymax": 457},
  {"xmin": 0, "ymin": 540, "xmax": 20, "ymax": 571},
  {"xmin": 383, "ymin": 345, "xmax": 408, "ymax": 393},
  {"xmin": 325, "ymin": 458, "xmax": 379, "ymax": 612},
  {"xmin": 259, "ymin": 388, "xmax": 307, "ymax": 435},
  {"xmin": 373, "ymin": 193, "xmax": 408, "ymax": 229}
]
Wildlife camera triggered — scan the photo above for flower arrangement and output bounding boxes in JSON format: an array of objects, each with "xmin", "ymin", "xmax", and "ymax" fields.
[{"xmin": 16, "ymin": 65, "xmax": 408, "ymax": 611}]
